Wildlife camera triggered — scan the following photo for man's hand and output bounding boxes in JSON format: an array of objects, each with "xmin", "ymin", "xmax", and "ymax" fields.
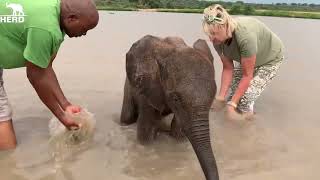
[
  {"xmin": 60, "ymin": 112, "xmax": 81, "ymax": 130},
  {"xmin": 61, "ymin": 104, "xmax": 83, "ymax": 130},
  {"xmin": 65, "ymin": 104, "xmax": 82, "ymax": 114}
]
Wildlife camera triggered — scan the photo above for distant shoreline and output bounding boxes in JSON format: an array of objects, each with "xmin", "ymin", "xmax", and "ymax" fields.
[{"xmin": 97, "ymin": 6, "xmax": 320, "ymax": 19}]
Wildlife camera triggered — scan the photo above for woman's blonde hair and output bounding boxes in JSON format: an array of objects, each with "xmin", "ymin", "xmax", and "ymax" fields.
[{"xmin": 202, "ymin": 4, "xmax": 238, "ymax": 39}]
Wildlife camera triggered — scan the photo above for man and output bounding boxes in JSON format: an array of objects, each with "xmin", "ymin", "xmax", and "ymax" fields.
[{"xmin": 0, "ymin": 0, "xmax": 99, "ymax": 150}]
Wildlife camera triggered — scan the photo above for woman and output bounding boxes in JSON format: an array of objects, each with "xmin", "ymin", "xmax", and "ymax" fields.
[{"xmin": 202, "ymin": 4, "xmax": 284, "ymax": 120}]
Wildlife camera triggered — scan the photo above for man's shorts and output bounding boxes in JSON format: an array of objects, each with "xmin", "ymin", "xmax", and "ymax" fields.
[{"xmin": 0, "ymin": 69, "xmax": 13, "ymax": 122}]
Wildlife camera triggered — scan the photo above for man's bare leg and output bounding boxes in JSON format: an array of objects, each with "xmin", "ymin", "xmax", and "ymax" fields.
[{"xmin": 0, "ymin": 120, "xmax": 17, "ymax": 150}]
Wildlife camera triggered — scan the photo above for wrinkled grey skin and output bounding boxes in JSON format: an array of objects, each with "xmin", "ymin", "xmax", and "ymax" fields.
[{"xmin": 120, "ymin": 35, "xmax": 219, "ymax": 180}]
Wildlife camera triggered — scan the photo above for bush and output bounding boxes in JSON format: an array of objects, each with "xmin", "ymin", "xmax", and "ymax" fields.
[
  {"xmin": 147, "ymin": 0, "xmax": 162, "ymax": 8},
  {"xmin": 243, "ymin": 5, "xmax": 255, "ymax": 15},
  {"xmin": 229, "ymin": 4, "xmax": 242, "ymax": 14}
]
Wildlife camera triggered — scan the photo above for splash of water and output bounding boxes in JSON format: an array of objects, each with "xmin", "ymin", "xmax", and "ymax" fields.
[{"xmin": 48, "ymin": 109, "xmax": 96, "ymax": 162}]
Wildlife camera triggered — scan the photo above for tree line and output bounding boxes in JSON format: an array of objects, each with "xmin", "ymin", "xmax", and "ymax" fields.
[{"xmin": 94, "ymin": 0, "xmax": 320, "ymax": 14}]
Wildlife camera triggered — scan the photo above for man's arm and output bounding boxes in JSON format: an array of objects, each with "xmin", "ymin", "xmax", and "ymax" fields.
[
  {"xmin": 230, "ymin": 55, "xmax": 256, "ymax": 104},
  {"xmin": 26, "ymin": 55, "xmax": 78, "ymax": 129},
  {"xmin": 217, "ymin": 55, "xmax": 234, "ymax": 99},
  {"xmin": 46, "ymin": 55, "xmax": 72, "ymax": 111}
]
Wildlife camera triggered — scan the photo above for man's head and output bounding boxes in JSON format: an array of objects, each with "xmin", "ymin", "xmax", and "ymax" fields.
[{"xmin": 60, "ymin": 0, "xmax": 99, "ymax": 38}]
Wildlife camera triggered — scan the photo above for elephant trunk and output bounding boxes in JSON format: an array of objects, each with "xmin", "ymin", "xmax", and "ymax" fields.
[{"xmin": 184, "ymin": 112, "xmax": 219, "ymax": 180}]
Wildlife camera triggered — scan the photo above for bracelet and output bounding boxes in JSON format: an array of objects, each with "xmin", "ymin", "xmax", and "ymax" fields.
[{"xmin": 226, "ymin": 101, "xmax": 237, "ymax": 109}]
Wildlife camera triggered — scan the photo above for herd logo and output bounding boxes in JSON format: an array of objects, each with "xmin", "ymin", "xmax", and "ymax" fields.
[{"xmin": 0, "ymin": 2, "xmax": 26, "ymax": 23}]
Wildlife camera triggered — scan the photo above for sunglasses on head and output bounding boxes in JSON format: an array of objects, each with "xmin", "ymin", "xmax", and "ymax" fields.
[{"xmin": 203, "ymin": 14, "xmax": 224, "ymax": 25}]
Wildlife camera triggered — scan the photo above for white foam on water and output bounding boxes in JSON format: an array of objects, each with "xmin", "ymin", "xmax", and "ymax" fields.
[{"xmin": 48, "ymin": 109, "xmax": 96, "ymax": 162}]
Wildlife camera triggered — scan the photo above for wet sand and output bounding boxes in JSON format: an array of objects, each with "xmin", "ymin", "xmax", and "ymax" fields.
[{"xmin": 0, "ymin": 11, "xmax": 320, "ymax": 180}]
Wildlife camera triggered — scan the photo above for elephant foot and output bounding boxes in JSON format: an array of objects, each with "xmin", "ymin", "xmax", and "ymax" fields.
[
  {"xmin": 157, "ymin": 114, "xmax": 173, "ymax": 132},
  {"xmin": 137, "ymin": 114, "xmax": 159, "ymax": 145},
  {"xmin": 120, "ymin": 121, "xmax": 135, "ymax": 126},
  {"xmin": 120, "ymin": 78, "xmax": 138, "ymax": 126},
  {"xmin": 170, "ymin": 116, "xmax": 187, "ymax": 142},
  {"xmin": 137, "ymin": 124, "xmax": 158, "ymax": 145},
  {"xmin": 120, "ymin": 104, "xmax": 139, "ymax": 125},
  {"xmin": 120, "ymin": 107, "xmax": 138, "ymax": 126}
]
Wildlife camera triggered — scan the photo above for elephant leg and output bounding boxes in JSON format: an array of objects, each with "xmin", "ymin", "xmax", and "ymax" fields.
[
  {"xmin": 137, "ymin": 99, "xmax": 160, "ymax": 145},
  {"xmin": 120, "ymin": 78, "xmax": 138, "ymax": 125},
  {"xmin": 170, "ymin": 115, "xmax": 187, "ymax": 142}
]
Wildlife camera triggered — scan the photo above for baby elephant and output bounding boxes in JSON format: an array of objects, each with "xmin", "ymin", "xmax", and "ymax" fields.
[{"xmin": 120, "ymin": 35, "xmax": 219, "ymax": 180}]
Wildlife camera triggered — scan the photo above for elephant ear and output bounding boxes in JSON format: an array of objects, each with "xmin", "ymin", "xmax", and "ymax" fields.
[
  {"xmin": 154, "ymin": 45, "xmax": 177, "ymax": 92},
  {"xmin": 125, "ymin": 50, "xmax": 136, "ymax": 85},
  {"xmin": 193, "ymin": 39, "xmax": 214, "ymax": 64}
]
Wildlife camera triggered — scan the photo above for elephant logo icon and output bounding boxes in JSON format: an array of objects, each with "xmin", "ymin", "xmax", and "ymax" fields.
[
  {"xmin": 5, "ymin": 2, "xmax": 25, "ymax": 16},
  {"xmin": 0, "ymin": 2, "xmax": 26, "ymax": 23}
]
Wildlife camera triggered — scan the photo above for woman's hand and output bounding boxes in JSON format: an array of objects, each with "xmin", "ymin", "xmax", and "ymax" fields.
[
  {"xmin": 225, "ymin": 105, "xmax": 244, "ymax": 121},
  {"xmin": 211, "ymin": 96, "xmax": 226, "ymax": 112}
]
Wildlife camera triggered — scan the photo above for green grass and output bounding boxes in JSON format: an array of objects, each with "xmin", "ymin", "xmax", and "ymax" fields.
[{"xmin": 254, "ymin": 10, "xmax": 320, "ymax": 19}]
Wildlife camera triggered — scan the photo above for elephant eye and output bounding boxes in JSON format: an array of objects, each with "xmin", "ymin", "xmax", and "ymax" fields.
[
  {"xmin": 170, "ymin": 92, "xmax": 182, "ymax": 103},
  {"xmin": 135, "ymin": 76, "xmax": 143, "ymax": 87}
]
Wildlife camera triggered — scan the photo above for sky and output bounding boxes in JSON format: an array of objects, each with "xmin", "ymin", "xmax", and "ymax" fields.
[{"xmin": 219, "ymin": 0, "xmax": 320, "ymax": 4}]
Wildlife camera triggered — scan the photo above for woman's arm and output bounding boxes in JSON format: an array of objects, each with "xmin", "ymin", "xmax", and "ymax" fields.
[
  {"xmin": 217, "ymin": 55, "xmax": 234, "ymax": 99},
  {"xmin": 230, "ymin": 55, "xmax": 256, "ymax": 104}
]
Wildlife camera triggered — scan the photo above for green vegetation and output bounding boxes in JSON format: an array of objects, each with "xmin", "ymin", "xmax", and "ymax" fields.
[
  {"xmin": 254, "ymin": 10, "xmax": 320, "ymax": 19},
  {"xmin": 94, "ymin": 0, "xmax": 320, "ymax": 19}
]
